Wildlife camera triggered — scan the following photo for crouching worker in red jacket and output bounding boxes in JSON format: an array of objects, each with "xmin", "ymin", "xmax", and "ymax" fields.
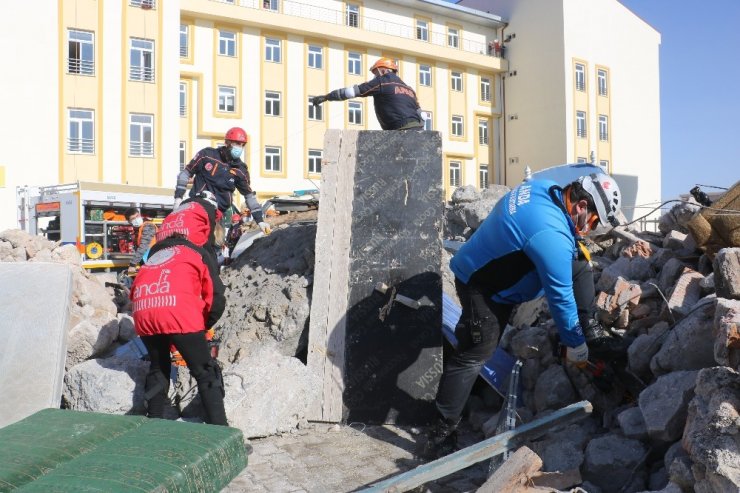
[{"xmin": 131, "ymin": 192, "xmax": 227, "ymax": 425}]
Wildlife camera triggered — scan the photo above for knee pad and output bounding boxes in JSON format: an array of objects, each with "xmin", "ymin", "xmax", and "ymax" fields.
[
  {"xmin": 195, "ymin": 359, "xmax": 224, "ymax": 398},
  {"xmin": 144, "ymin": 370, "xmax": 170, "ymax": 401}
]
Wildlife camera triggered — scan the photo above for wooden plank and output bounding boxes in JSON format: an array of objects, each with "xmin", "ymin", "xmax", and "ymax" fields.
[
  {"xmin": 477, "ymin": 446, "xmax": 542, "ymax": 493},
  {"xmin": 359, "ymin": 400, "xmax": 593, "ymax": 493}
]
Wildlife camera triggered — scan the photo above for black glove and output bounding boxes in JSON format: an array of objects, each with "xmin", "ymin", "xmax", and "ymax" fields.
[{"xmin": 311, "ymin": 95, "xmax": 327, "ymax": 106}]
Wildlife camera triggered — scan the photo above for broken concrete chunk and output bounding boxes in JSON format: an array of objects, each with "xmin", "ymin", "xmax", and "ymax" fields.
[
  {"xmin": 713, "ymin": 298, "xmax": 740, "ymax": 368},
  {"xmin": 533, "ymin": 364, "xmax": 576, "ymax": 413},
  {"xmin": 510, "ymin": 326, "xmax": 551, "ymax": 360},
  {"xmin": 713, "ymin": 248, "xmax": 740, "ymax": 300},
  {"xmin": 650, "ymin": 300, "xmax": 716, "ymax": 376},
  {"xmin": 663, "ymin": 230, "xmax": 688, "ymax": 251},
  {"xmin": 617, "ymin": 406, "xmax": 648, "ymax": 440},
  {"xmin": 662, "ymin": 269, "xmax": 705, "ymax": 320},
  {"xmin": 583, "ymin": 433, "xmax": 648, "ymax": 493},
  {"xmin": 629, "ymin": 332, "xmax": 665, "ymax": 380},
  {"xmin": 657, "ymin": 258, "xmax": 688, "ymax": 294},
  {"xmin": 639, "ymin": 370, "xmax": 698, "ymax": 443}
]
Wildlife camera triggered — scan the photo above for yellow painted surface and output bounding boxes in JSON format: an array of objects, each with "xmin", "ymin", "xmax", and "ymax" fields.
[
  {"xmin": 213, "ymin": 23, "xmax": 242, "ymax": 119},
  {"xmin": 260, "ymin": 31, "xmax": 288, "ymax": 179},
  {"xmin": 0, "ymin": 166, "xmax": 5, "ymax": 188},
  {"xmin": 572, "ymin": 58, "xmax": 590, "ymax": 161},
  {"xmin": 596, "ymin": 64, "xmax": 612, "ymax": 171}
]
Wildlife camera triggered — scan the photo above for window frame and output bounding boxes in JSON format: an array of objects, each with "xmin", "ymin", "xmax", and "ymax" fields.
[
  {"xmin": 478, "ymin": 119, "xmax": 489, "ymax": 145},
  {"xmin": 263, "ymin": 0, "xmax": 279, "ymax": 11},
  {"xmin": 598, "ymin": 114, "xmax": 609, "ymax": 141},
  {"xmin": 346, "ymin": 4, "xmax": 360, "ymax": 28},
  {"xmin": 451, "ymin": 115, "xmax": 464, "ymax": 137},
  {"xmin": 416, "ymin": 19, "xmax": 429, "ymax": 42},
  {"xmin": 218, "ymin": 30, "xmax": 236, "ymax": 57},
  {"xmin": 421, "ymin": 111, "xmax": 432, "ymax": 131},
  {"xmin": 265, "ymin": 38, "xmax": 281, "ymax": 63},
  {"xmin": 451, "ymin": 71, "xmax": 463, "ymax": 92},
  {"xmin": 129, "ymin": 38, "xmax": 155, "ymax": 82},
  {"xmin": 308, "ymin": 149, "xmax": 322, "ymax": 174},
  {"xmin": 179, "ymin": 24, "xmax": 189, "ymax": 58},
  {"xmin": 179, "ymin": 82, "xmax": 187, "ymax": 117},
  {"xmin": 447, "ymin": 27, "xmax": 459, "ymax": 49},
  {"xmin": 179, "ymin": 141, "xmax": 187, "ymax": 171},
  {"xmin": 449, "ymin": 160, "xmax": 462, "ymax": 188},
  {"xmin": 264, "ymin": 146, "xmax": 282, "ymax": 172},
  {"xmin": 575, "ymin": 63, "xmax": 585, "ymax": 91},
  {"xmin": 308, "ymin": 96, "xmax": 323, "ymax": 121},
  {"xmin": 597, "ymin": 69, "xmax": 608, "ymax": 96},
  {"xmin": 68, "ymin": 29, "xmax": 95, "ymax": 76},
  {"xmin": 419, "ymin": 64, "xmax": 432, "ymax": 87},
  {"xmin": 308, "ymin": 45, "xmax": 323, "ymax": 69},
  {"xmin": 480, "ymin": 77, "xmax": 491, "ymax": 102},
  {"xmin": 67, "ymin": 108, "xmax": 95, "ymax": 154},
  {"xmin": 348, "ymin": 101, "xmax": 363, "ymax": 125},
  {"xmin": 265, "ymin": 91, "xmax": 282, "ymax": 116},
  {"xmin": 129, "ymin": 113, "xmax": 154, "ymax": 157},
  {"xmin": 218, "ymin": 85, "xmax": 236, "ymax": 113},
  {"xmin": 348, "ymin": 52, "xmax": 362, "ymax": 75},
  {"xmin": 576, "ymin": 111, "xmax": 587, "ymax": 138},
  {"xmin": 479, "ymin": 164, "xmax": 489, "ymax": 189}
]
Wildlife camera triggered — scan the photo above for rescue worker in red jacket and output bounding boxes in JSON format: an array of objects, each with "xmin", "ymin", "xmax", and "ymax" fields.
[
  {"xmin": 311, "ymin": 57, "xmax": 424, "ymax": 130},
  {"xmin": 124, "ymin": 207, "xmax": 158, "ymax": 275},
  {"xmin": 131, "ymin": 192, "xmax": 227, "ymax": 425},
  {"xmin": 174, "ymin": 127, "xmax": 270, "ymax": 235}
]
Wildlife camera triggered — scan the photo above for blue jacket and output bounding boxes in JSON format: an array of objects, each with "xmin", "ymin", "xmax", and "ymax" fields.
[{"xmin": 450, "ymin": 179, "xmax": 585, "ymax": 347}]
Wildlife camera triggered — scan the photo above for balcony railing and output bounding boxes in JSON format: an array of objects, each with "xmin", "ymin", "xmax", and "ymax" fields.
[
  {"xmin": 599, "ymin": 131, "xmax": 609, "ymax": 141},
  {"xmin": 67, "ymin": 138, "xmax": 94, "ymax": 154},
  {"xmin": 209, "ymin": 0, "xmax": 500, "ymax": 57},
  {"xmin": 130, "ymin": 66, "xmax": 155, "ymax": 82},
  {"xmin": 130, "ymin": 142, "xmax": 154, "ymax": 156},
  {"xmin": 67, "ymin": 58, "xmax": 94, "ymax": 75},
  {"xmin": 131, "ymin": 0, "xmax": 156, "ymax": 8},
  {"xmin": 180, "ymin": 44, "xmax": 188, "ymax": 57},
  {"xmin": 577, "ymin": 128, "xmax": 587, "ymax": 138},
  {"xmin": 180, "ymin": 105, "xmax": 187, "ymax": 117}
]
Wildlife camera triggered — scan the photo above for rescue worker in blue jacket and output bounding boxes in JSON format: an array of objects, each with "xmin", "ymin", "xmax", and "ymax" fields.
[
  {"xmin": 424, "ymin": 173, "xmax": 623, "ymax": 459},
  {"xmin": 311, "ymin": 58, "xmax": 424, "ymax": 130},
  {"xmin": 174, "ymin": 127, "xmax": 270, "ymax": 234}
]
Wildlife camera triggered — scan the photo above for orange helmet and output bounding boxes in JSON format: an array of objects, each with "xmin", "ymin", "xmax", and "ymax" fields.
[
  {"xmin": 370, "ymin": 57, "xmax": 398, "ymax": 73},
  {"xmin": 225, "ymin": 127, "xmax": 248, "ymax": 144}
]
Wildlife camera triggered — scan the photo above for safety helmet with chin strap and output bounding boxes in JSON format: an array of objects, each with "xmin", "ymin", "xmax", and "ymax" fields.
[{"xmin": 578, "ymin": 173, "xmax": 622, "ymax": 227}]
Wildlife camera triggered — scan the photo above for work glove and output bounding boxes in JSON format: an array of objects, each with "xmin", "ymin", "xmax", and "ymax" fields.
[
  {"xmin": 173, "ymin": 197, "xmax": 182, "ymax": 210},
  {"xmin": 127, "ymin": 265, "xmax": 139, "ymax": 276},
  {"xmin": 565, "ymin": 342, "xmax": 589, "ymax": 367},
  {"xmin": 258, "ymin": 222, "xmax": 272, "ymax": 235},
  {"xmin": 311, "ymin": 95, "xmax": 327, "ymax": 106}
]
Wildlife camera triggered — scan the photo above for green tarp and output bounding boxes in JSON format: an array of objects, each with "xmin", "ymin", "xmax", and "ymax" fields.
[{"xmin": 0, "ymin": 409, "xmax": 248, "ymax": 492}]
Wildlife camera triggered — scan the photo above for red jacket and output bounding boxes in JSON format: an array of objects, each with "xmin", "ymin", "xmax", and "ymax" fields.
[{"xmin": 131, "ymin": 237, "xmax": 225, "ymax": 336}]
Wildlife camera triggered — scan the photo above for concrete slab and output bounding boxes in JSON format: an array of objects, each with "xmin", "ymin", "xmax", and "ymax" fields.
[{"xmin": 0, "ymin": 262, "xmax": 72, "ymax": 428}]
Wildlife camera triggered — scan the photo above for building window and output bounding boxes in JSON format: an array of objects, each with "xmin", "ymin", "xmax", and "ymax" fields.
[
  {"xmin": 130, "ymin": 38, "xmax": 154, "ymax": 81},
  {"xmin": 451, "ymin": 115, "xmax": 464, "ymax": 137},
  {"xmin": 179, "ymin": 82, "xmax": 187, "ymax": 117},
  {"xmin": 308, "ymin": 149, "xmax": 322, "ymax": 174},
  {"xmin": 599, "ymin": 114, "xmax": 609, "ymax": 141},
  {"xmin": 575, "ymin": 63, "xmax": 585, "ymax": 91},
  {"xmin": 348, "ymin": 101, "xmax": 363, "ymax": 124},
  {"xmin": 478, "ymin": 120, "xmax": 489, "ymax": 145},
  {"xmin": 265, "ymin": 146, "xmax": 282, "ymax": 172},
  {"xmin": 576, "ymin": 157, "xmax": 588, "ymax": 163},
  {"xmin": 348, "ymin": 52, "xmax": 361, "ymax": 75},
  {"xmin": 346, "ymin": 4, "xmax": 359, "ymax": 27},
  {"xmin": 67, "ymin": 109, "xmax": 94, "ymax": 154},
  {"xmin": 265, "ymin": 91, "xmax": 281, "ymax": 116},
  {"xmin": 451, "ymin": 71, "xmax": 462, "ymax": 92},
  {"xmin": 448, "ymin": 28, "xmax": 459, "ymax": 48},
  {"xmin": 308, "ymin": 96, "xmax": 323, "ymax": 120},
  {"xmin": 179, "ymin": 141, "xmax": 187, "ymax": 171},
  {"xmin": 416, "ymin": 20, "xmax": 429, "ymax": 41},
  {"xmin": 179, "ymin": 24, "xmax": 188, "ymax": 57},
  {"xmin": 576, "ymin": 111, "xmax": 586, "ymax": 138},
  {"xmin": 263, "ymin": 0, "xmax": 279, "ymax": 11},
  {"xmin": 419, "ymin": 65, "xmax": 431, "ymax": 86},
  {"xmin": 130, "ymin": 0, "xmax": 156, "ymax": 7},
  {"xmin": 421, "ymin": 111, "xmax": 432, "ymax": 131},
  {"xmin": 308, "ymin": 45, "xmax": 323, "ymax": 69},
  {"xmin": 265, "ymin": 38, "xmax": 281, "ymax": 62},
  {"xmin": 449, "ymin": 161, "xmax": 461, "ymax": 188},
  {"xmin": 68, "ymin": 30, "xmax": 94, "ymax": 75},
  {"xmin": 480, "ymin": 77, "xmax": 491, "ymax": 102},
  {"xmin": 219, "ymin": 30, "xmax": 236, "ymax": 57},
  {"xmin": 598, "ymin": 69, "xmax": 608, "ymax": 96},
  {"xmin": 129, "ymin": 113, "xmax": 153, "ymax": 157},
  {"xmin": 479, "ymin": 164, "xmax": 489, "ymax": 189},
  {"xmin": 218, "ymin": 86, "xmax": 236, "ymax": 113},
  {"xmin": 599, "ymin": 159, "xmax": 609, "ymax": 169}
]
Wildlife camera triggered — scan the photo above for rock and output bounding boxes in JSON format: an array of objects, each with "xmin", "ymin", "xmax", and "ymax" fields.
[
  {"xmin": 668, "ymin": 455, "xmax": 694, "ymax": 491},
  {"xmin": 450, "ymin": 185, "xmax": 480, "ymax": 203},
  {"xmin": 529, "ymin": 420, "xmax": 597, "ymax": 472},
  {"xmin": 617, "ymin": 406, "xmax": 648, "ymax": 440},
  {"xmin": 664, "ymin": 440, "xmax": 689, "ymax": 472},
  {"xmin": 658, "ymin": 201, "xmax": 700, "ymax": 235},
  {"xmin": 223, "ymin": 346, "xmax": 321, "ymax": 438},
  {"xmin": 62, "ymin": 356, "xmax": 148, "ymax": 414},
  {"xmin": 52, "ymin": 244, "xmax": 83, "ymax": 265},
  {"xmin": 639, "ymin": 370, "xmax": 698, "ymax": 443},
  {"xmin": 533, "ymin": 365, "xmax": 576, "ymax": 413},
  {"xmin": 117, "ymin": 314, "xmax": 136, "ymax": 342},
  {"xmin": 657, "ymin": 258, "xmax": 688, "ymax": 294},
  {"xmin": 700, "ymin": 272, "xmax": 715, "ymax": 295},
  {"xmin": 583, "ymin": 433, "xmax": 648, "ymax": 493},
  {"xmin": 714, "ymin": 298, "xmax": 740, "ymax": 368},
  {"xmin": 66, "ymin": 319, "xmax": 120, "ymax": 368},
  {"xmin": 510, "ymin": 326, "xmax": 551, "ymax": 360},
  {"xmin": 628, "ymin": 331, "xmax": 666, "ymax": 380},
  {"xmin": 663, "ymin": 231, "xmax": 688, "ymax": 251},
  {"xmin": 662, "ymin": 269, "xmax": 704, "ymax": 320},
  {"xmin": 596, "ymin": 257, "xmax": 654, "ymax": 292},
  {"xmin": 714, "ymin": 248, "xmax": 740, "ymax": 300},
  {"xmin": 650, "ymin": 299, "xmax": 716, "ymax": 376}
]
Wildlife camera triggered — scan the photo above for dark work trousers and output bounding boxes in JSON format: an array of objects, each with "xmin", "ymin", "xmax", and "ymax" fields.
[
  {"xmin": 435, "ymin": 260, "xmax": 595, "ymax": 421},
  {"xmin": 141, "ymin": 331, "xmax": 228, "ymax": 425}
]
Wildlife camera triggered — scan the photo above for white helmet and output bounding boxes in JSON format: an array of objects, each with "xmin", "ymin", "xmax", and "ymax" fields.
[
  {"xmin": 578, "ymin": 173, "xmax": 621, "ymax": 227},
  {"xmin": 196, "ymin": 190, "xmax": 218, "ymax": 210}
]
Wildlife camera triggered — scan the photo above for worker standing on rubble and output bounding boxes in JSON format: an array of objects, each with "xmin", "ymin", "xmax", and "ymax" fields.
[
  {"xmin": 423, "ymin": 173, "xmax": 623, "ymax": 459},
  {"xmin": 124, "ymin": 207, "xmax": 158, "ymax": 275},
  {"xmin": 174, "ymin": 126, "xmax": 271, "ymax": 235},
  {"xmin": 311, "ymin": 57, "xmax": 424, "ymax": 130},
  {"xmin": 132, "ymin": 191, "xmax": 228, "ymax": 425}
]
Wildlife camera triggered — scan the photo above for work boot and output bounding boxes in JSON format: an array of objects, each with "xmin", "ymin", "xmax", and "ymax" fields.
[
  {"xmin": 420, "ymin": 415, "xmax": 460, "ymax": 460},
  {"xmin": 583, "ymin": 319, "xmax": 632, "ymax": 359}
]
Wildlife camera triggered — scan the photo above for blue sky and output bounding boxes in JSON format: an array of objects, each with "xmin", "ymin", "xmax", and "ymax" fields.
[{"xmin": 618, "ymin": 0, "xmax": 740, "ymax": 201}]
